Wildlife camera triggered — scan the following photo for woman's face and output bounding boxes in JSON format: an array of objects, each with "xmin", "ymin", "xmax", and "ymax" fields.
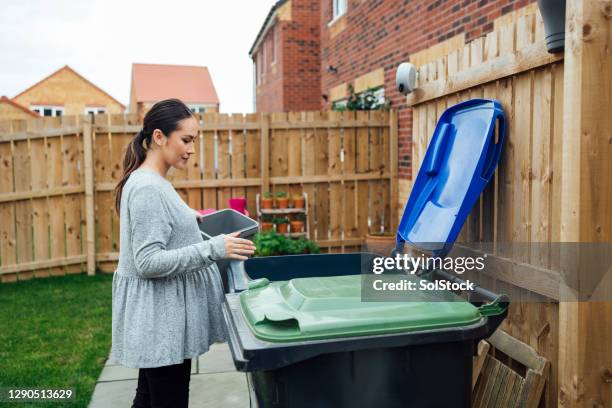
[{"xmin": 161, "ymin": 116, "xmax": 198, "ymax": 170}]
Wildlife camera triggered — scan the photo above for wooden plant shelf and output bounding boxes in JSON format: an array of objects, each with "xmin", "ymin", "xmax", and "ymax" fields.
[
  {"xmin": 260, "ymin": 208, "xmax": 306, "ymax": 214},
  {"xmin": 256, "ymin": 193, "xmax": 310, "ymax": 239},
  {"xmin": 283, "ymin": 232, "xmax": 307, "ymax": 238}
]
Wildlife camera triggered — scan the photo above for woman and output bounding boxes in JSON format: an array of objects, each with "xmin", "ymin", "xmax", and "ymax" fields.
[{"xmin": 110, "ymin": 99, "xmax": 255, "ymax": 408}]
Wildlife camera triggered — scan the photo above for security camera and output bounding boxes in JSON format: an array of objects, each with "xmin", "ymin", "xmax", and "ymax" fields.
[{"xmin": 395, "ymin": 62, "xmax": 417, "ymax": 95}]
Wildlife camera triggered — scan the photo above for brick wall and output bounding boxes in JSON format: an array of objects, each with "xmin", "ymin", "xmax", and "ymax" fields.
[
  {"xmin": 320, "ymin": 0, "xmax": 536, "ymax": 179},
  {"xmin": 0, "ymin": 99, "xmax": 38, "ymax": 121},
  {"xmin": 255, "ymin": 20, "xmax": 286, "ymax": 113},
  {"xmin": 255, "ymin": 0, "xmax": 321, "ymax": 112}
]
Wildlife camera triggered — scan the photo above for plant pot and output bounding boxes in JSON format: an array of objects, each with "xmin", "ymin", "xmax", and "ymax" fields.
[
  {"xmin": 292, "ymin": 197, "xmax": 305, "ymax": 209},
  {"xmin": 290, "ymin": 221, "xmax": 304, "ymax": 233},
  {"xmin": 229, "ymin": 197, "xmax": 247, "ymax": 214},
  {"xmin": 277, "ymin": 198, "xmax": 289, "ymax": 209},
  {"xmin": 277, "ymin": 223, "xmax": 289, "ymax": 233},
  {"xmin": 261, "ymin": 222, "xmax": 273, "ymax": 232},
  {"xmin": 261, "ymin": 198, "xmax": 273, "ymax": 209},
  {"xmin": 364, "ymin": 233, "xmax": 396, "ymax": 256}
]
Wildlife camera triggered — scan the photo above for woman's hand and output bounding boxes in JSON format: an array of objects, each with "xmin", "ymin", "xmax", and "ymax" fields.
[{"xmin": 224, "ymin": 232, "xmax": 256, "ymax": 260}]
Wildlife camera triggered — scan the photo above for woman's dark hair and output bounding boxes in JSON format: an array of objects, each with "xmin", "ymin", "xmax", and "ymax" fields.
[{"xmin": 114, "ymin": 98, "xmax": 194, "ymax": 215}]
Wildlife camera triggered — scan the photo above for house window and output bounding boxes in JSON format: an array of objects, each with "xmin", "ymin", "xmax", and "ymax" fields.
[
  {"xmin": 188, "ymin": 104, "xmax": 205, "ymax": 113},
  {"xmin": 31, "ymin": 105, "xmax": 64, "ymax": 117},
  {"xmin": 84, "ymin": 107, "xmax": 106, "ymax": 114},
  {"xmin": 332, "ymin": 0, "xmax": 347, "ymax": 21}
]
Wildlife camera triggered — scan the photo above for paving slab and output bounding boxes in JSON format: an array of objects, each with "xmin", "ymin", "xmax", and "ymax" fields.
[
  {"xmin": 188, "ymin": 372, "xmax": 249, "ymax": 407},
  {"xmin": 197, "ymin": 345, "xmax": 236, "ymax": 374},
  {"xmin": 89, "ymin": 378, "xmax": 139, "ymax": 408},
  {"xmin": 89, "ymin": 343, "xmax": 248, "ymax": 407}
]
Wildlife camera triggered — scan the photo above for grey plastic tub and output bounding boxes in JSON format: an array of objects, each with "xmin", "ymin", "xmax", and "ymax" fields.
[
  {"xmin": 198, "ymin": 208, "xmax": 259, "ymax": 240},
  {"xmin": 198, "ymin": 208, "xmax": 259, "ymax": 293}
]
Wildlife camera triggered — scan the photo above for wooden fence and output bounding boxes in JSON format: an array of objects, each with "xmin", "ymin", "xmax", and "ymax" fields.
[
  {"xmin": 0, "ymin": 110, "xmax": 398, "ymax": 280},
  {"xmin": 408, "ymin": 3, "xmax": 611, "ymax": 407}
]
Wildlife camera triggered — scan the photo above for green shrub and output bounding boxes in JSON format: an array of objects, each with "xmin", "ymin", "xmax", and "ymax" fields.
[{"xmin": 253, "ymin": 231, "xmax": 320, "ymax": 257}]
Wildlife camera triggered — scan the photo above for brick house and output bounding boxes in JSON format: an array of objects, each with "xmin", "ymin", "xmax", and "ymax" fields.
[
  {"xmin": 250, "ymin": 0, "xmax": 321, "ymax": 112},
  {"xmin": 252, "ymin": 0, "xmax": 537, "ymax": 184},
  {"xmin": 0, "ymin": 96, "xmax": 39, "ymax": 121},
  {"xmin": 130, "ymin": 63, "xmax": 220, "ymax": 121},
  {"xmin": 11, "ymin": 65, "xmax": 125, "ymax": 117}
]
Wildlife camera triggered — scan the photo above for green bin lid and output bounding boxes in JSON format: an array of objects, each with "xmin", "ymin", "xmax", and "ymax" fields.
[{"xmin": 240, "ymin": 275, "xmax": 482, "ymax": 342}]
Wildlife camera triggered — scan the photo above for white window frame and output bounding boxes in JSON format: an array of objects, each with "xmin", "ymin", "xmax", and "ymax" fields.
[
  {"xmin": 84, "ymin": 107, "xmax": 106, "ymax": 114},
  {"xmin": 331, "ymin": 0, "xmax": 347, "ymax": 23},
  {"xmin": 31, "ymin": 105, "xmax": 64, "ymax": 117},
  {"xmin": 187, "ymin": 104, "xmax": 208, "ymax": 113}
]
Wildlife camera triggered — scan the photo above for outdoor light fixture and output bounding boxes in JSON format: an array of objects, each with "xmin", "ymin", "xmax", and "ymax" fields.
[
  {"xmin": 395, "ymin": 62, "xmax": 418, "ymax": 95},
  {"xmin": 326, "ymin": 65, "xmax": 338, "ymax": 73}
]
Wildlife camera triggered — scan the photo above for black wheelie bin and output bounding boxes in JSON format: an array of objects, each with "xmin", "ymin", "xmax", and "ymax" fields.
[{"xmin": 222, "ymin": 99, "xmax": 507, "ymax": 407}]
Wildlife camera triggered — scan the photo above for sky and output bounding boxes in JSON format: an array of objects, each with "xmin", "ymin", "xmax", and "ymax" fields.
[{"xmin": 0, "ymin": 0, "xmax": 278, "ymax": 113}]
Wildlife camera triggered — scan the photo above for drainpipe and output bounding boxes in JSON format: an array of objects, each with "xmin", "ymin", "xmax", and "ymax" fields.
[{"xmin": 537, "ymin": 0, "xmax": 566, "ymax": 53}]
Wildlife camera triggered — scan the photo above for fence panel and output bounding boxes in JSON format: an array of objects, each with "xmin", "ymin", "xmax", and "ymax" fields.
[
  {"xmin": 406, "ymin": 10, "xmax": 562, "ymax": 407},
  {"xmin": 0, "ymin": 110, "xmax": 397, "ymax": 279}
]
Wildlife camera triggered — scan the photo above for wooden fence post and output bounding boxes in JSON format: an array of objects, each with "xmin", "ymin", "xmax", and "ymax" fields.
[
  {"xmin": 389, "ymin": 109, "xmax": 399, "ymax": 231},
  {"xmin": 558, "ymin": 0, "xmax": 612, "ymax": 406},
  {"xmin": 260, "ymin": 113, "xmax": 270, "ymax": 195},
  {"xmin": 83, "ymin": 121, "xmax": 96, "ymax": 276}
]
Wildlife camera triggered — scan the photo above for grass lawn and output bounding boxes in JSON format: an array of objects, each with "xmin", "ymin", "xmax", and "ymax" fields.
[{"xmin": 0, "ymin": 272, "xmax": 113, "ymax": 408}]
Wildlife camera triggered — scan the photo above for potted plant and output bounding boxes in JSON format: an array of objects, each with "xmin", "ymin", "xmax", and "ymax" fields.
[
  {"xmin": 292, "ymin": 193, "xmax": 305, "ymax": 209},
  {"xmin": 290, "ymin": 213, "xmax": 305, "ymax": 233},
  {"xmin": 276, "ymin": 191, "xmax": 288, "ymax": 209},
  {"xmin": 260, "ymin": 214, "xmax": 273, "ymax": 232},
  {"xmin": 273, "ymin": 217, "xmax": 289, "ymax": 233},
  {"xmin": 261, "ymin": 191, "xmax": 273, "ymax": 209},
  {"xmin": 365, "ymin": 231, "xmax": 396, "ymax": 255}
]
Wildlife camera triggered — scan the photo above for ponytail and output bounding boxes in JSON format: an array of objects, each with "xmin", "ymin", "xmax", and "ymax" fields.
[
  {"xmin": 114, "ymin": 98, "xmax": 194, "ymax": 215},
  {"xmin": 114, "ymin": 129, "xmax": 148, "ymax": 215}
]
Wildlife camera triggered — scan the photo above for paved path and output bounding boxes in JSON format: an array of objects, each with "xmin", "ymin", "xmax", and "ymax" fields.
[{"xmin": 88, "ymin": 343, "xmax": 250, "ymax": 407}]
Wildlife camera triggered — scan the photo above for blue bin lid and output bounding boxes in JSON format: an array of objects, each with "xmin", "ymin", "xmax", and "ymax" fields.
[{"xmin": 397, "ymin": 99, "xmax": 506, "ymax": 257}]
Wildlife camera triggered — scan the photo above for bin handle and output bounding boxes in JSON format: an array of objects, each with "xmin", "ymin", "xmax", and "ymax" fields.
[
  {"xmin": 480, "ymin": 294, "xmax": 509, "ymax": 338},
  {"xmin": 431, "ymin": 268, "xmax": 509, "ymax": 337},
  {"xmin": 477, "ymin": 295, "xmax": 509, "ymax": 317}
]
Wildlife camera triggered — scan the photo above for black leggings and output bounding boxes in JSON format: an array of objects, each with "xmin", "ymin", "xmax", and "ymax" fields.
[{"xmin": 131, "ymin": 359, "xmax": 191, "ymax": 408}]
